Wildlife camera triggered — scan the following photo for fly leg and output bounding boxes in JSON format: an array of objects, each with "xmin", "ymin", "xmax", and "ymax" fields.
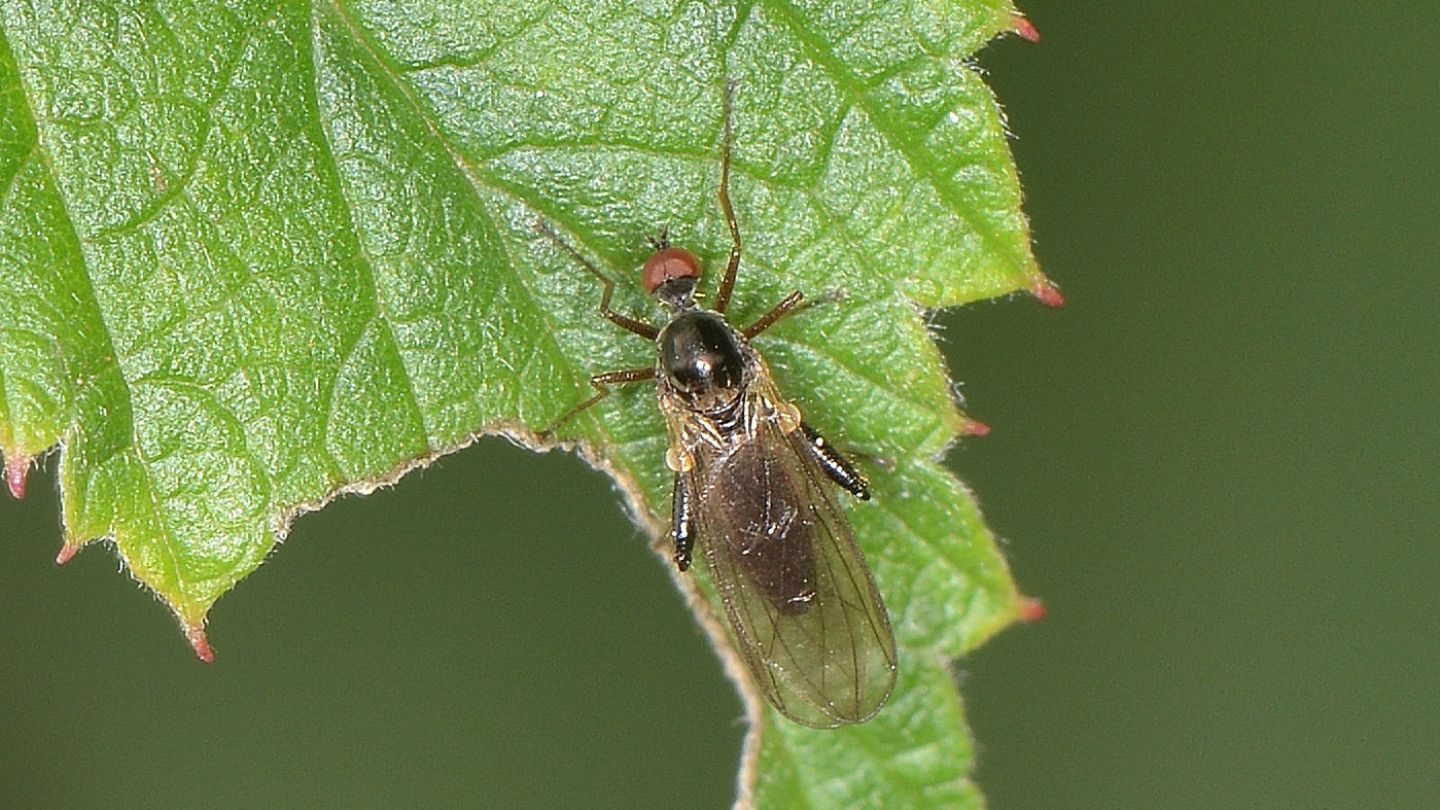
[
  {"xmin": 536, "ymin": 219, "xmax": 660, "ymax": 340},
  {"xmin": 671, "ymin": 472, "xmax": 695, "ymax": 571},
  {"xmin": 714, "ymin": 80, "xmax": 742, "ymax": 314},
  {"xmin": 743, "ymin": 288, "xmax": 851, "ymax": 338},
  {"xmin": 538, "ymin": 367, "xmax": 656, "ymax": 440},
  {"xmin": 743, "ymin": 291, "xmax": 804, "ymax": 338},
  {"xmin": 799, "ymin": 423, "xmax": 871, "ymax": 500}
]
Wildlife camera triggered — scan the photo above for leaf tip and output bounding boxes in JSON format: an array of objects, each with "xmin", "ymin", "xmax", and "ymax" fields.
[
  {"xmin": 55, "ymin": 543, "xmax": 80, "ymax": 566},
  {"xmin": 5, "ymin": 453, "xmax": 30, "ymax": 500},
  {"xmin": 1019, "ymin": 596, "xmax": 1047, "ymax": 623},
  {"xmin": 961, "ymin": 418, "xmax": 991, "ymax": 438},
  {"xmin": 1029, "ymin": 278, "xmax": 1066, "ymax": 308},
  {"xmin": 1012, "ymin": 14, "xmax": 1041, "ymax": 43},
  {"xmin": 185, "ymin": 625, "xmax": 215, "ymax": 664}
]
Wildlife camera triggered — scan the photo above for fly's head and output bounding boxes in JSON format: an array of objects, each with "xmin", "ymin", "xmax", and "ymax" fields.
[{"xmin": 643, "ymin": 246, "xmax": 702, "ymax": 312}]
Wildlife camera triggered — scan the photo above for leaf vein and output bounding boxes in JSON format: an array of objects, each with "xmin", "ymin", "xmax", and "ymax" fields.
[
  {"xmin": 307, "ymin": 0, "xmax": 430, "ymax": 449},
  {"xmin": 321, "ymin": 0, "xmax": 638, "ymax": 459},
  {"xmin": 91, "ymin": 18, "xmax": 256, "ymax": 241},
  {"xmin": 758, "ymin": 0, "xmax": 1025, "ymax": 278},
  {"xmin": 0, "ymin": 20, "xmax": 189, "ymax": 603}
]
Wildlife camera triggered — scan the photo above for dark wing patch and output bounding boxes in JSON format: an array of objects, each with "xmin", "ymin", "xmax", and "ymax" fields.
[{"xmin": 685, "ymin": 398, "xmax": 897, "ymax": 727}]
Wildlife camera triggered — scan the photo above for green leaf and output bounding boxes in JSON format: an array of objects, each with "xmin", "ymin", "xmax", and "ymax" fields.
[{"xmin": 0, "ymin": 0, "xmax": 1048, "ymax": 804}]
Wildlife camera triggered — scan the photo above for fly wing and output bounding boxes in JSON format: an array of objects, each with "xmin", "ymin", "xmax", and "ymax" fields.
[{"xmin": 686, "ymin": 398, "xmax": 897, "ymax": 727}]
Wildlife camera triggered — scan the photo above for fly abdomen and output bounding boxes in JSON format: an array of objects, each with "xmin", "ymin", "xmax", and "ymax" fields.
[
  {"xmin": 712, "ymin": 443, "xmax": 820, "ymax": 615},
  {"xmin": 734, "ymin": 520, "xmax": 818, "ymax": 616}
]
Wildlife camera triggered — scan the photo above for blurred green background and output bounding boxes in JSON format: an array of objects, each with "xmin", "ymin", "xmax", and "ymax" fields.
[{"xmin": 3, "ymin": 1, "xmax": 1437, "ymax": 807}]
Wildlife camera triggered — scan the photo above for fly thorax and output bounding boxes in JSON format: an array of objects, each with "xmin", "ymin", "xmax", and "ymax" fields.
[{"xmin": 658, "ymin": 310, "xmax": 747, "ymax": 410}]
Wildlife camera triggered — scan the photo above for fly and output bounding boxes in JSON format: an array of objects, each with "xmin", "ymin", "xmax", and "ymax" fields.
[{"xmin": 536, "ymin": 83, "xmax": 897, "ymax": 727}]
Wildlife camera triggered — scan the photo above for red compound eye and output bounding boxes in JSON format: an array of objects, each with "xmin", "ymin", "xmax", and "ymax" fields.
[{"xmin": 643, "ymin": 247, "xmax": 701, "ymax": 293}]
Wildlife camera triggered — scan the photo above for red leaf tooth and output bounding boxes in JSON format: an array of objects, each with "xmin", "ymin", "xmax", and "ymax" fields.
[
  {"xmin": 6, "ymin": 454, "xmax": 29, "ymax": 500},
  {"xmin": 1013, "ymin": 15, "xmax": 1041, "ymax": 43},
  {"xmin": 185, "ymin": 625, "xmax": 215, "ymax": 663},
  {"xmin": 55, "ymin": 544, "xmax": 79, "ymax": 566},
  {"xmin": 1019, "ymin": 597, "xmax": 1048, "ymax": 623},
  {"xmin": 1030, "ymin": 279, "xmax": 1066, "ymax": 308},
  {"xmin": 961, "ymin": 419, "xmax": 992, "ymax": 437}
]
